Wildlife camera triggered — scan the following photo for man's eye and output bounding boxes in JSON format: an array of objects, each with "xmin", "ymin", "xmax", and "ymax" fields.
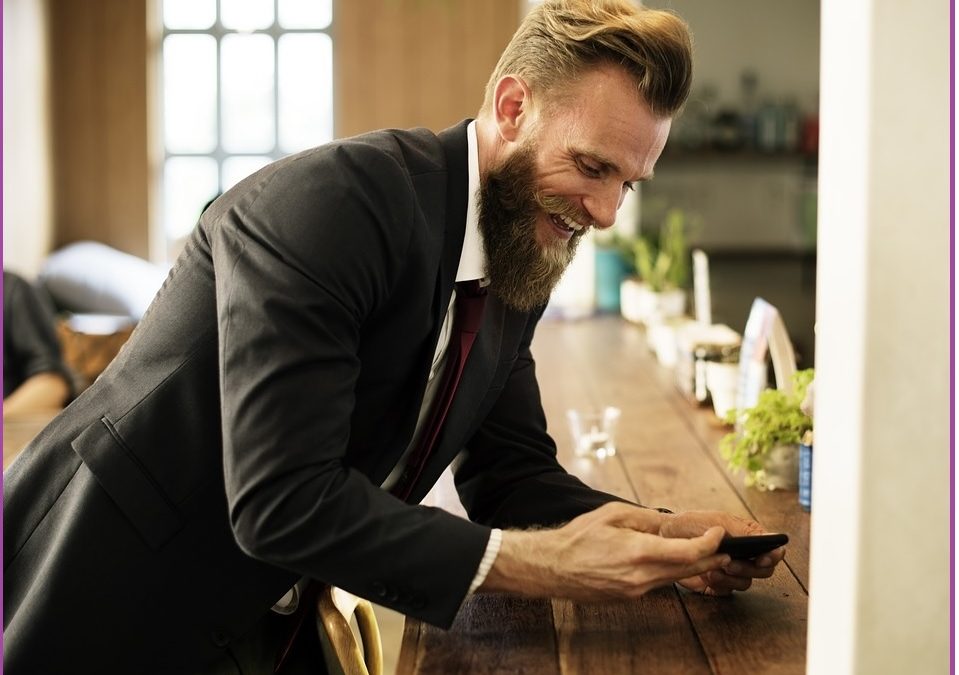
[
  {"xmin": 623, "ymin": 181, "xmax": 637, "ymax": 192},
  {"xmin": 577, "ymin": 159, "xmax": 603, "ymax": 177}
]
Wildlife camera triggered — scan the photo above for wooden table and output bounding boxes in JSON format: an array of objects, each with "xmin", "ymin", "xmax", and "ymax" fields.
[
  {"xmin": 3, "ymin": 412, "xmax": 57, "ymax": 470},
  {"xmin": 399, "ymin": 316, "xmax": 809, "ymax": 674}
]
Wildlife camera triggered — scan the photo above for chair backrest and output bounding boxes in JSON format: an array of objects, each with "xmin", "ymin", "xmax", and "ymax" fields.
[{"xmin": 317, "ymin": 585, "xmax": 383, "ymax": 675}]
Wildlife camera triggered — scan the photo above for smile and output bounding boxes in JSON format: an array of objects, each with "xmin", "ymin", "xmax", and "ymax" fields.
[{"xmin": 548, "ymin": 213, "xmax": 586, "ymax": 239}]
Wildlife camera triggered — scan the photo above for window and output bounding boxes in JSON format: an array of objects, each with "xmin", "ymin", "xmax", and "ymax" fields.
[{"xmin": 160, "ymin": 0, "xmax": 333, "ymax": 256}]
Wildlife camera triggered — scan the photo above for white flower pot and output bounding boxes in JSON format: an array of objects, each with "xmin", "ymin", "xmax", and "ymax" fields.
[
  {"xmin": 759, "ymin": 443, "xmax": 800, "ymax": 491},
  {"xmin": 648, "ymin": 318, "xmax": 695, "ymax": 368},
  {"xmin": 706, "ymin": 361, "xmax": 740, "ymax": 421},
  {"xmin": 656, "ymin": 288, "xmax": 687, "ymax": 321},
  {"xmin": 619, "ymin": 280, "xmax": 687, "ymax": 326},
  {"xmin": 619, "ymin": 278, "xmax": 647, "ymax": 323}
]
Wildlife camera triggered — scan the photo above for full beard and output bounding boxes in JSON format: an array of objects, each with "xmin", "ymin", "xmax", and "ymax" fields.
[{"xmin": 478, "ymin": 144, "xmax": 588, "ymax": 313}]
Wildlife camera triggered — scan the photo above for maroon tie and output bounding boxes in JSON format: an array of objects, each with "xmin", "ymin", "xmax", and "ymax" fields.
[
  {"xmin": 391, "ymin": 280, "xmax": 487, "ymax": 501},
  {"xmin": 274, "ymin": 280, "xmax": 487, "ymax": 673}
]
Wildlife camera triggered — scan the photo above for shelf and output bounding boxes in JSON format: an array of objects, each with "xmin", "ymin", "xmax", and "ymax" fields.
[
  {"xmin": 695, "ymin": 247, "xmax": 817, "ymax": 260},
  {"xmin": 658, "ymin": 147, "xmax": 818, "ymax": 166}
]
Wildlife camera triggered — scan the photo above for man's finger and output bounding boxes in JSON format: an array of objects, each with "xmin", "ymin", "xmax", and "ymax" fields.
[
  {"xmin": 639, "ymin": 525, "xmax": 725, "ymax": 564},
  {"xmin": 672, "ymin": 552, "xmax": 733, "ymax": 582},
  {"xmin": 601, "ymin": 503, "xmax": 664, "ymax": 533},
  {"xmin": 723, "ymin": 548, "xmax": 785, "ymax": 578},
  {"xmin": 705, "ymin": 570, "xmax": 753, "ymax": 592}
]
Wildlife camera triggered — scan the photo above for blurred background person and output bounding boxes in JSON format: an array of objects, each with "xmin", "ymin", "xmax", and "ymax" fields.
[{"xmin": 3, "ymin": 269, "xmax": 73, "ymax": 419}]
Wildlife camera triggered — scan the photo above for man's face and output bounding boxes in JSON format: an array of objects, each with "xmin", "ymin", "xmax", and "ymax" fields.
[{"xmin": 479, "ymin": 64, "xmax": 672, "ymax": 312}]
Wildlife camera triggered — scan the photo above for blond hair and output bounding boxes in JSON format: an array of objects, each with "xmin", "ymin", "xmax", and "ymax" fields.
[{"xmin": 482, "ymin": 0, "xmax": 692, "ymax": 117}]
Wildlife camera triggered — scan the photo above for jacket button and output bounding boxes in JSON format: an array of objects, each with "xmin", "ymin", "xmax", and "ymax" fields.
[
  {"xmin": 410, "ymin": 594, "xmax": 427, "ymax": 610},
  {"xmin": 211, "ymin": 629, "xmax": 231, "ymax": 648},
  {"xmin": 371, "ymin": 582, "xmax": 388, "ymax": 598}
]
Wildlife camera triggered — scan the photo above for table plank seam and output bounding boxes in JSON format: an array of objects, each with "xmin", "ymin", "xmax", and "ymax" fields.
[
  {"xmin": 613, "ymin": 452, "xmax": 643, "ymax": 505},
  {"xmin": 548, "ymin": 599, "xmax": 565, "ymax": 675},
  {"xmin": 395, "ymin": 614, "xmax": 423, "ymax": 675},
  {"xmin": 671, "ymin": 584, "xmax": 718, "ymax": 675}
]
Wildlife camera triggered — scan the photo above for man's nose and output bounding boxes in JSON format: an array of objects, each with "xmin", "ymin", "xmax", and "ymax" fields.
[{"xmin": 583, "ymin": 184, "xmax": 626, "ymax": 230}]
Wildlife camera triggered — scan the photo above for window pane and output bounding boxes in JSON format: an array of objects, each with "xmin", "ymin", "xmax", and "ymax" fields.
[
  {"xmin": 222, "ymin": 156, "xmax": 272, "ymax": 190},
  {"xmin": 163, "ymin": 35, "xmax": 217, "ymax": 153},
  {"xmin": 220, "ymin": 0, "xmax": 274, "ymax": 30},
  {"xmin": 278, "ymin": 34, "xmax": 333, "ymax": 152},
  {"xmin": 164, "ymin": 157, "xmax": 219, "ymax": 241},
  {"xmin": 164, "ymin": 0, "xmax": 215, "ymax": 29},
  {"xmin": 278, "ymin": 0, "xmax": 332, "ymax": 29},
  {"xmin": 221, "ymin": 34, "xmax": 275, "ymax": 153}
]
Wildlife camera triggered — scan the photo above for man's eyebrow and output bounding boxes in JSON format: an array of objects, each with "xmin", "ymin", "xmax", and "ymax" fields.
[{"xmin": 575, "ymin": 148, "xmax": 652, "ymax": 182}]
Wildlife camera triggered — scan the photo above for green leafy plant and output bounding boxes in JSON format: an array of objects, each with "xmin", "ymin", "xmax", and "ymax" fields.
[
  {"xmin": 720, "ymin": 368, "xmax": 815, "ymax": 487},
  {"xmin": 631, "ymin": 209, "xmax": 689, "ymax": 292}
]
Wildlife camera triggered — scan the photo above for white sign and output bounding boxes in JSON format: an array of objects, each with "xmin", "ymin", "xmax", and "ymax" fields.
[
  {"xmin": 735, "ymin": 297, "xmax": 798, "ymax": 411},
  {"xmin": 692, "ymin": 249, "xmax": 711, "ymax": 325}
]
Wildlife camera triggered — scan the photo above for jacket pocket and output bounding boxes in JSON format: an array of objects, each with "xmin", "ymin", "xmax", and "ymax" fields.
[{"xmin": 71, "ymin": 417, "xmax": 183, "ymax": 550}]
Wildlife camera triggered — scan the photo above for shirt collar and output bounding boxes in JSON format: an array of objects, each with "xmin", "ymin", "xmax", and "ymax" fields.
[{"xmin": 454, "ymin": 120, "xmax": 488, "ymax": 284}]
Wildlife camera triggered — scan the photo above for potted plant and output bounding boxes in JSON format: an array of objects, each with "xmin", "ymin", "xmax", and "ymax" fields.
[
  {"xmin": 620, "ymin": 208, "xmax": 690, "ymax": 325},
  {"xmin": 719, "ymin": 368, "xmax": 814, "ymax": 490}
]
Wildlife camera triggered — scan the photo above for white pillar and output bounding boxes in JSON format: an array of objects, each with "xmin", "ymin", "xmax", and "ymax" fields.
[{"xmin": 808, "ymin": 0, "xmax": 950, "ymax": 673}]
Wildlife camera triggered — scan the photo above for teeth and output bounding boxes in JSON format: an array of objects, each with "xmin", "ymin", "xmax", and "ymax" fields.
[{"xmin": 559, "ymin": 214, "xmax": 584, "ymax": 231}]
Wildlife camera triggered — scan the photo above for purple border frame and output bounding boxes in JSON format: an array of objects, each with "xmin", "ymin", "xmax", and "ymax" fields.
[
  {"xmin": 2, "ymin": 0, "xmax": 6, "ymax": 668},
  {"xmin": 0, "ymin": 3, "xmax": 956, "ymax": 673},
  {"xmin": 951, "ymin": 0, "xmax": 956, "ymax": 672}
]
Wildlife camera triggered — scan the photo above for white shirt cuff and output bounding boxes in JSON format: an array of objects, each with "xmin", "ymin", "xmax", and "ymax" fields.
[{"xmin": 467, "ymin": 528, "xmax": 502, "ymax": 595}]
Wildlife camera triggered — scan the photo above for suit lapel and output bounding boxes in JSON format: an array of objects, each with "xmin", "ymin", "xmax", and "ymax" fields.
[
  {"xmin": 415, "ymin": 119, "xmax": 472, "ymax": 393},
  {"xmin": 432, "ymin": 119, "xmax": 473, "ymax": 321}
]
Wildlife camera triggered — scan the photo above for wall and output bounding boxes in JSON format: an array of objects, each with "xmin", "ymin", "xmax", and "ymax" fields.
[
  {"xmin": 334, "ymin": 0, "xmax": 518, "ymax": 137},
  {"xmin": 3, "ymin": 0, "xmax": 54, "ymax": 277},
  {"xmin": 642, "ymin": 0, "xmax": 820, "ymax": 251},
  {"xmin": 46, "ymin": 0, "xmax": 152, "ymax": 259},
  {"xmin": 807, "ymin": 0, "xmax": 950, "ymax": 672},
  {"xmin": 651, "ymin": 0, "xmax": 820, "ymax": 112}
]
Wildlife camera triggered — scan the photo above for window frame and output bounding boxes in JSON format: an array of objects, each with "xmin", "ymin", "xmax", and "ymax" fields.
[{"xmin": 157, "ymin": 0, "xmax": 333, "ymax": 257}]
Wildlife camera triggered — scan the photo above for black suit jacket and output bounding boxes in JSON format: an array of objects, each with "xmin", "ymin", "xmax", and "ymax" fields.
[{"xmin": 3, "ymin": 121, "xmax": 621, "ymax": 673}]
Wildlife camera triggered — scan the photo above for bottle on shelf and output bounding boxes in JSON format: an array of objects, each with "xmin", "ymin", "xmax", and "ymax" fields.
[
  {"xmin": 675, "ymin": 84, "xmax": 717, "ymax": 151},
  {"xmin": 781, "ymin": 98, "xmax": 802, "ymax": 152},
  {"xmin": 738, "ymin": 70, "xmax": 760, "ymax": 150},
  {"xmin": 756, "ymin": 99, "xmax": 784, "ymax": 152}
]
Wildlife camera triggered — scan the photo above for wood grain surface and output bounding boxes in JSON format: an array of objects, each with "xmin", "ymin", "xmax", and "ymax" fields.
[{"xmin": 399, "ymin": 316, "xmax": 809, "ymax": 674}]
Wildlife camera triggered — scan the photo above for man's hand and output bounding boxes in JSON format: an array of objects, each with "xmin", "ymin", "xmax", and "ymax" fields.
[
  {"xmin": 479, "ymin": 503, "xmax": 731, "ymax": 600},
  {"xmin": 659, "ymin": 510, "xmax": 786, "ymax": 596}
]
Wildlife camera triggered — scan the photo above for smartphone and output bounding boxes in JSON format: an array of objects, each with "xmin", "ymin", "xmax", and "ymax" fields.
[{"xmin": 717, "ymin": 533, "xmax": 788, "ymax": 560}]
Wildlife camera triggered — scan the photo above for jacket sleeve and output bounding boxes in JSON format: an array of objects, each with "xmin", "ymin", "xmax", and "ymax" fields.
[
  {"xmin": 452, "ymin": 308, "xmax": 632, "ymax": 529},
  {"xmin": 210, "ymin": 142, "xmax": 489, "ymax": 628}
]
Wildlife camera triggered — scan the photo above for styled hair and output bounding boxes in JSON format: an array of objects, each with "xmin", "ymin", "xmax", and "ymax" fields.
[{"xmin": 482, "ymin": 0, "xmax": 693, "ymax": 117}]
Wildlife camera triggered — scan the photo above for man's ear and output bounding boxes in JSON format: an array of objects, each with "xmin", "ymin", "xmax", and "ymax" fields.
[{"xmin": 492, "ymin": 75, "xmax": 533, "ymax": 143}]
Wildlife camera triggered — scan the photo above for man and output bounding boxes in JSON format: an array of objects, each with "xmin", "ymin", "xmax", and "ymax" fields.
[
  {"xmin": 3, "ymin": 1, "xmax": 784, "ymax": 672},
  {"xmin": 3, "ymin": 270, "xmax": 73, "ymax": 419}
]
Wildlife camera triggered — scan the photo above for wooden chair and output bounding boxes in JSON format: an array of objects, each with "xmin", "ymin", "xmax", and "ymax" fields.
[{"xmin": 316, "ymin": 586, "xmax": 384, "ymax": 675}]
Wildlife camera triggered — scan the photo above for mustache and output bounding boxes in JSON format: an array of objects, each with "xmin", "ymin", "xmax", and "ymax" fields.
[{"xmin": 535, "ymin": 194, "xmax": 594, "ymax": 237}]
